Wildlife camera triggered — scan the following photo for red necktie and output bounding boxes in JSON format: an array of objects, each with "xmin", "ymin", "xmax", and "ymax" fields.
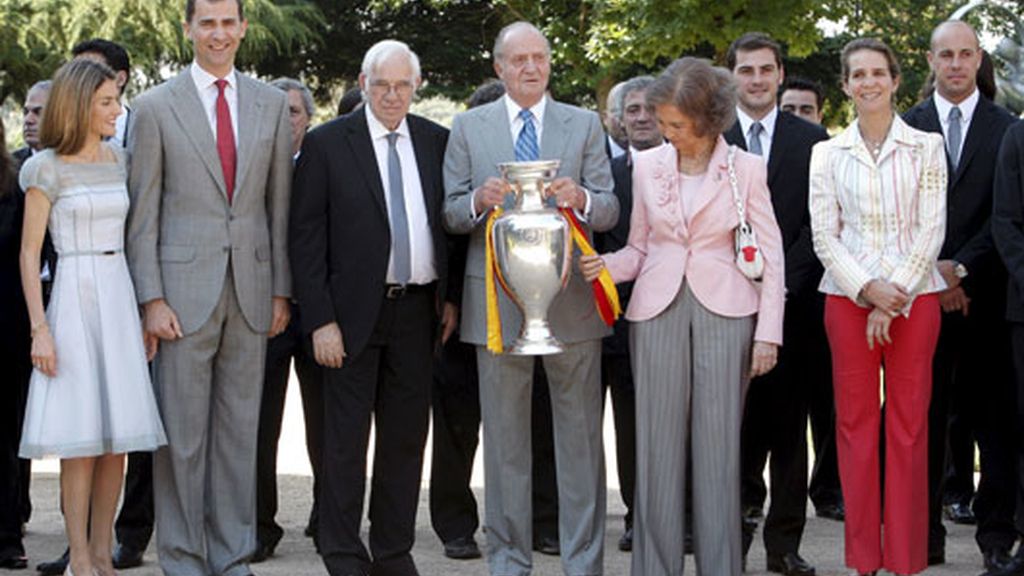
[{"xmin": 215, "ymin": 79, "xmax": 236, "ymax": 204}]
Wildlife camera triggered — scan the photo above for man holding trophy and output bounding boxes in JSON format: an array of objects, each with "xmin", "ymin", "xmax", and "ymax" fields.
[{"xmin": 442, "ymin": 21, "xmax": 618, "ymax": 576}]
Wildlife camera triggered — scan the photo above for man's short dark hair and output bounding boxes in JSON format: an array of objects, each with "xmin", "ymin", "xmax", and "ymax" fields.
[
  {"xmin": 72, "ymin": 39, "xmax": 130, "ymax": 75},
  {"xmin": 726, "ymin": 32, "xmax": 782, "ymax": 70},
  {"xmin": 336, "ymin": 86, "xmax": 363, "ymax": 117},
  {"xmin": 185, "ymin": 0, "xmax": 245, "ymax": 24},
  {"xmin": 780, "ymin": 76, "xmax": 824, "ymax": 110}
]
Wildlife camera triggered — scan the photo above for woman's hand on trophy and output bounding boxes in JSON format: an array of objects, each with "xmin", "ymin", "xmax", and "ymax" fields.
[
  {"xmin": 579, "ymin": 254, "xmax": 606, "ymax": 282},
  {"xmin": 473, "ymin": 177, "xmax": 511, "ymax": 214},
  {"xmin": 546, "ymin": 177, "xmax": 586, "ymax": 211}
]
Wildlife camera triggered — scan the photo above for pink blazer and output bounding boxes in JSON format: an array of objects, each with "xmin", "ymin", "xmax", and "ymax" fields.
[{"xmin": 602, "ymin": 138, "xmax": 785, "ymax": 345}]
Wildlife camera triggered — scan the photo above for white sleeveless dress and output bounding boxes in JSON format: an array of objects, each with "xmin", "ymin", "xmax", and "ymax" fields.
[{"xmin": 18, "ymin": 146, "xmax": 166, "ymax": 459}]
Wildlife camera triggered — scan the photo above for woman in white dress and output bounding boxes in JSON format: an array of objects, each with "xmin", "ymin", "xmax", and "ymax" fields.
[{"xmin": 19, "ymin": 59, "xmax": 166, "ymax": 576}]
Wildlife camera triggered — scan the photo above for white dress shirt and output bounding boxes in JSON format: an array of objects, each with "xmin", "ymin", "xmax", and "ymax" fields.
[
  {"xmin": 110, "ymin": 104, "xmax": 130, "ymax": 148},
  {"xmin": 190, "ymin": 62, "xmax": 239, "ymax": 146},
  {"xmin": 366, "ymin": 106, "xmax": 437, "ymax": 285},
  {"xmin": 809, "ymin": 116, "xmax": 948, "ymax": 310},
  {"xmin": 933, "ymin": 88, "xmax": 979, "ymax": 157},
  {"xmin": 736, "ymin": 106, "xmax": 778, "ymax": 162}
]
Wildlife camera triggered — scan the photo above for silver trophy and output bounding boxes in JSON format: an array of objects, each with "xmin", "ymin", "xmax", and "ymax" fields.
[{"xmin": 492, "ymin": 160, "xmax": 571, "ymax": 355}]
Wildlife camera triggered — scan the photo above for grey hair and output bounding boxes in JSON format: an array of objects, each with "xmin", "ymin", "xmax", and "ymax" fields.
[
  {"xmin": 616, "ymin": 75, "xmax": 656, "ymax": 121},
  {"xmin": 27, "ymin": 79, "xmax": 53, "ymax": 96},
  {"xmin": 493, "ymin": 21, "xmax": 550, "ymax": 62},
  {"xmin": 361, "ymin": 39, "xmax": 422, "ymax": 84},
  {"xmin": 270, "ymin": 77, "xmax": 314, "ymax": 117},
  {"xmin": 606, "ymin": 81, "xmax": 627, "ymax": 116}
]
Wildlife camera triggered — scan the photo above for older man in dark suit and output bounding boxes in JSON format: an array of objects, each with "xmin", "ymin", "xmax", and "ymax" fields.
[
  {"xmin": 904, "ymin": 20, "xmax": 1020, "ymax": 574},
  {"xmin": 290, "ymin": 39, "xmax": 452, "ymax": 576},
  {"xmin": 725, "ymin": 32, "xmax": 829, "ymax": 576}
]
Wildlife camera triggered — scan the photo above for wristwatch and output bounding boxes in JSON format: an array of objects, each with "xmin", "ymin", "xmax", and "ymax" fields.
[{"xmin": 953, "ymin": 261, "xmax": 968, "ymax": 279}]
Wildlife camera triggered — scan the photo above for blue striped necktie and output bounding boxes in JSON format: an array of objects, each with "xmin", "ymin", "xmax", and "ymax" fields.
[{"xmin": 515, "ymin": 109, "xmax": 539, "ymax": 162}]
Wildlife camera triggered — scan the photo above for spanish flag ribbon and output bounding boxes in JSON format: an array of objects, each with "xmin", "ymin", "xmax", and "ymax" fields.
[
  {"xmin": 560, "ymin": 207, "xmax": 622, "ymax": 327},
  {"xmin": 485, "ymin": 207, "xmax": 505, "ymax": 353}
]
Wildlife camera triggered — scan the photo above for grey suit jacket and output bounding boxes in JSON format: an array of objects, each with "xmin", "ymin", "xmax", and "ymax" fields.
[
  {"xmin": 126, "ymin": 69, "xmax": 292, "ymax": 335},
  {"xmin": 442, "ymin": 97, "xmax": 617, "ymax": 346}
]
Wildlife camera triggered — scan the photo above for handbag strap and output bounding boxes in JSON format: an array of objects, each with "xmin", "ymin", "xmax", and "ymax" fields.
[{"xmin": 726, "ymin": 145, "xmax": 752, "ymax": 234}]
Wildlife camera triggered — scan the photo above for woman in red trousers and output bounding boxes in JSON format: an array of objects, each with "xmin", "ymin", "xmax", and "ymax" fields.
[{"xmin": 809, "ymin": 38, "xmax": 947, "ymax": 576}]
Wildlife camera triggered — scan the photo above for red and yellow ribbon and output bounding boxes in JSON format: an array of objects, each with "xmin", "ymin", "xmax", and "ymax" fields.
[
  {"xmin": 560, "ymin": 207, "xmax": 622, "ymax": 327},
  {"xmin": 484, "ymin": 207, "xmax": 622, "ymax": 355}
]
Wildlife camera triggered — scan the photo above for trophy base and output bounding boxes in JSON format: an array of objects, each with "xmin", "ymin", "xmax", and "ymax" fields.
[{"xmin": 506, "ymin": 324, "xmax": 564, "ymax": 355}]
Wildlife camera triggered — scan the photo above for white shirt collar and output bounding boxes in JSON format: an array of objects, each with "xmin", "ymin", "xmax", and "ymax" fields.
[
  {"xmin": 505, "ymin": 93, "xmax": 547, "ymax": 128},
  {"xmin": 365, "ymin": 104, "xmax": 410, "ymax": 141},
  {"xmin": 736, "ymin": 105, "xmax": 778, "ymax": 140},
  {"xmin": 934, "ymin": 88, "xmax": 979, "ymax": 127},
  {"xmin": 190, "ymin": 61, "xmax": 238, "ymax": 92}
]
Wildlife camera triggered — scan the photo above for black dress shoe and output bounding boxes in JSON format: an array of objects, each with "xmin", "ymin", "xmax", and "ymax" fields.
[
  {"xmin": 944, "ymin": 501, "xmax": 976, "ymax": 525},
  {"xmin": 443, "ymin": 536, "xmax": 482, "ymax": 560},
  {"xmin": 112, "ymin": 543, "xmax": 145, "ymax": 569},
  {"xmin": 985, "ymin": 548, "xmax": 1016, "ymax": 573},
  {"xmin": 250, "ymin": 540, "xmax": 276, "ymax": 563},
  {"xmin": 0, "ymin": 554, "xmax": 27, "ymax": 569},
  {"xmin": 766, "ymin": 552, "xmax": 816, "ymax": 576},
  {"xmin": 928, "ymin": 547, "xmax": 945, "ymax": 566},
  {"xmin": 533, "ymin": 535, "xmax": 560, "ymax": 556},
  {"xmin": 35, "ymin": 549, "xmax": 68, "ymax": 576},
  {"xmin": 618, "ymin": 526, "xmax": 633, "ymax": 552},
  {"xmin": 982, "ymin": 553, "xmax": 1024, "ymax": 576},
  {"xmin": 814, "ymin": 502, "xmax": 845, "ymax": 522}
]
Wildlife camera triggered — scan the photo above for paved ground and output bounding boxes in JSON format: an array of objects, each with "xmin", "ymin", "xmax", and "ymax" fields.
[{"xmin": 22, "ymin": 472, "xmax": 985, "ymax": 576}]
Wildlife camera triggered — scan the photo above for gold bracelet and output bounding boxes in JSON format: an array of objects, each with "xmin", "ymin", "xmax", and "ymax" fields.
[{"xmin": 30, "ymin": 321, "xmax": 49, "ymax": 338}]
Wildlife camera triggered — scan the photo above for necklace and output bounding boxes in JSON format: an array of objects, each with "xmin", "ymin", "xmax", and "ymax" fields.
[{"xmin": 859, "ymin": 115, "xmax": 894, "ymax": 160}]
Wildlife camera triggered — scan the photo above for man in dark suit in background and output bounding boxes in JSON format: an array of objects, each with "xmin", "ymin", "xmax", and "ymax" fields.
[
  {"xmin": 593, "ymin": 74, "xmax": 661, "ymax": 553},
  {"xmin": 290, "ymin": 39, "xmax": 452, "ymax": 576},
  {"xmin": 725, "ymin": 31, "xmax": 829, "ymax": 576},
  {"xmin": 903, "ymin": 20, "xmax": 1020, "ymax": 574}
]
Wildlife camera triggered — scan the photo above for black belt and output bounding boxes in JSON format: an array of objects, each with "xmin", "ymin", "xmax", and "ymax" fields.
[{"xmin": 384, "ymin": 283, "xmax": 434, "ymax": 300}]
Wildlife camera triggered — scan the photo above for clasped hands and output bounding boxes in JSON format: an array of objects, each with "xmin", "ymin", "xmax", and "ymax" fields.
[
  {"xmin": 472, "ymin": 176, "xmax": 586, "ymax": 214},
  {"xmin": 860, "ymin": 279, "xmax": 909, "ymax": 349}
]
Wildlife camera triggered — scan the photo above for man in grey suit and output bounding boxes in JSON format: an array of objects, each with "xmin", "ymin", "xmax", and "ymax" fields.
[
  {"xmin": 442, "ymin": 21, "xmax": 618, "ymax": 576},
  {"xmin": 125, "ymin": 1, "xmax": 292, "ymax": 575}
]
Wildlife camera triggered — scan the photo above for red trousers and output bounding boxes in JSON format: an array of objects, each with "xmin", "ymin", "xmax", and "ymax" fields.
[{"xmin": 824, "ymin": 295, "xmax": 940, "ymax": 575}]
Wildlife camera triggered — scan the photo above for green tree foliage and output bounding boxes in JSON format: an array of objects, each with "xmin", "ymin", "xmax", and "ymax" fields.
[{"xmin": 0, "ymin": 0, "xmax": 320, "ymax": 104}]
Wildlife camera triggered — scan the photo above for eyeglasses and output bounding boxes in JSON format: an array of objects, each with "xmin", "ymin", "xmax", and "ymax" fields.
[{"xmin": 368, "ymin": 80, "xmax": 414, "ymax": 96}]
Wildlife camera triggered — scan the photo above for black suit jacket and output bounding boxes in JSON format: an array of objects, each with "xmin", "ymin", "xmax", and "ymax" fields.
[
  {"xmin": 725, "ymin": 111, "xmax": 829, "ymax": 298},
  {"xmin": 904, "ymin": 96, "xmax": 1018, "ymax": 317},
  {"xmin": 595, "ymin": 153, "xmax": 634, "ymax": 356},
  {"xmin": 993, "ymin": 122, "xmax": 1024, "ymax": 322},
  {"xmin": 289, "ymin": 108, "xmax": 450, "ymax": 359}
]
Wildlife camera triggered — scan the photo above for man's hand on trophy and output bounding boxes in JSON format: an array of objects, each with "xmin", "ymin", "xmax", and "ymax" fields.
[
  {"xmin": 579, "ymin": 254, "xmax": 606, "ymax": 282},
  {"xmin": 546, "ymin": 177, "xmax": 586, "ymax": 211},
  {"xmin": 473, "ymin": 177, "xmax": 511, "ymax": 213},
  {"xmin": 312, "ymin": 321, "xmax": 346, "ymax": 369}
]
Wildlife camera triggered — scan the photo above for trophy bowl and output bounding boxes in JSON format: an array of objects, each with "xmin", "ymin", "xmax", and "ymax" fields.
[{"xmin": 492, "ymin": 160, "xmax": 571, "ymax": 355}]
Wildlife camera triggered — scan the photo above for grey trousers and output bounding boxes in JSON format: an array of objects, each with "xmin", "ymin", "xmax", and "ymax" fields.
[
  {"xmin": 153, "ymin": 272, "xmax": 266, "ymax": 576},
  {"xmin": 477, "ymin": 339, "xmax": 606, "ymax": 576},
  {"xmin": 631, "ymin": 284, "xmax": 753, "ymax": 576}
]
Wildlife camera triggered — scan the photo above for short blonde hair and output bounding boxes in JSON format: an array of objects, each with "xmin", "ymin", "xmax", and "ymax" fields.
[{"xmin": 40, "ymin": 59, "xmax": 116, "ymax": 155}]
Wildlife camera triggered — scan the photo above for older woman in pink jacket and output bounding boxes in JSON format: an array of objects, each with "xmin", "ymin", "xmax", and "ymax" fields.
[{"xmin": 581, "ymin": 57, "xmax": 784, "ymax": 576}]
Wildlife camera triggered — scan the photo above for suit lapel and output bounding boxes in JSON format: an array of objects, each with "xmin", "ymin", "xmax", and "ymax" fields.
[
  {"xmin": 766, "ymin": 113, "xmax": 789, "ymax": 189},
  {"xmin": 408, "ymin": 115, "xmax": 439, "ymax": 230},
  {"xmin": 540, "ymin": 100, "xmax": 571, "ymax": 164},
  {"xmin": 952, "ymin": 98, "xmax": 992, "ymax": 188},
  {"xmin": 345, "ymin": 108, "xmax": 388, "ymax": 219},
  {"xmin": 724, "ymin": 121, "xmax": 745, "ymax": 150},
  {"xmin": 167, "ymin": 71, "xmax": 228, "ymax": 198},
  {"xmin": 486, "ymin": 100, "xmax": 515, "ymax": 166},
  {"xmin": 232, "ymin": 74, "xmax": 262, "ymax": 199}
]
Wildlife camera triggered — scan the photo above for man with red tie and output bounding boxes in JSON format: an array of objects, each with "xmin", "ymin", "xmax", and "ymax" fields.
[{"xmin": 125, "ymin": 1, "xmax": 292, "ymax": 575}]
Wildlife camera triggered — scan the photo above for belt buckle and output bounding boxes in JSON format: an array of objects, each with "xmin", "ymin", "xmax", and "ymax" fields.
[{"xmin": 385, "ymin": 285, "xmax": 406, "ymax": 299}]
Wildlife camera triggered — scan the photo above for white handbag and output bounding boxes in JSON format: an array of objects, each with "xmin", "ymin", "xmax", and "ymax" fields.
[{"xmin": 727, "ymin": 146, "xmax": 764, "ymax": 281}]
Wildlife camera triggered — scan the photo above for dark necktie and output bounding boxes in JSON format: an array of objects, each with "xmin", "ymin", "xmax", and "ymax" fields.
[
  {"xmin": 948, "ymin": 106, "xmax": 962, "ymax": 169},
  {"xmin": 215, "ymin": 79, "xmax": 236, "ymax": 203}
]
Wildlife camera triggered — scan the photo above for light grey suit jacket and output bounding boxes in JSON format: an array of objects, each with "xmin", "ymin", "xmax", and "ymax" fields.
[
  {"xmin": 443, "ymin": 97, "xmax": 618, "ymax": 345},
  {"xmin": 126, "ymin": 69, "xmax": 292, "ymax": 335}
]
